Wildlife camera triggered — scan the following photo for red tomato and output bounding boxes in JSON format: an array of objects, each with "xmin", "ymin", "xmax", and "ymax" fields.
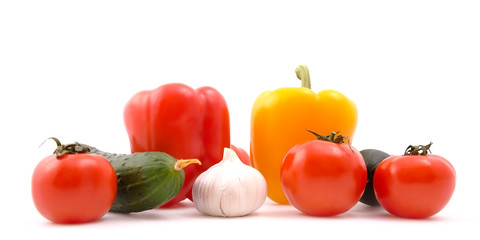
[
  {"xmin": 230, "ymin": 144, "xmax": 251, "ymax": 166},
  {"xmin": 32, "ymin": 152, "xmax": 117, "ymax": 224},
  {"xmin": 373, "ymin": 147, "xmax": 456, "ymax": 219},
  {"xmin": 280, "ymin": 133, "xmax": 367, "ymax": 216}
]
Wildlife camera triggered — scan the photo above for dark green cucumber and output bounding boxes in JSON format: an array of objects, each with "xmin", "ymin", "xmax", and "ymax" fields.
[{"xmin": 86, "ymin": 145, "xmax": 200, "ymax": 213}]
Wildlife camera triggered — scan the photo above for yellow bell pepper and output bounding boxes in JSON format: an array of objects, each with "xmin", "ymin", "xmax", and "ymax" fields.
[{"xmin": 250, "ymin": 65, "xmax": 358, "ymax": 204}]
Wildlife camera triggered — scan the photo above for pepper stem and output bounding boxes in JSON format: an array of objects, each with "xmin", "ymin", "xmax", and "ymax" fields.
[
  {"xmin": 295, "ymin": 65, "xmax": 311, "ymax": 89},
  {"xmin": 174, "ymin": 159, "xmax": 202, "ymax": 170},
  {"xmin": 404, "ymin": 142, "xmax": 433, "ymax": 156}
]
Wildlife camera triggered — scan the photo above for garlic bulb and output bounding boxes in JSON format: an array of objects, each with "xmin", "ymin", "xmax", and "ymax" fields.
[{"xmin": 192, "ymin": 147, "xmax": 267, "ymax": 217}]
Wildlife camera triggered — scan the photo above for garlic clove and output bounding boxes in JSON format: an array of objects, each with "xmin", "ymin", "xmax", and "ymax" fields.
[{"xmin": 192, "ymin": 148, "xmax": 267, "ymax": 217}]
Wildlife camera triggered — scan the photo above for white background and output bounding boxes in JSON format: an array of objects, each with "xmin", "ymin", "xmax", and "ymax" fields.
[{"xmin": 1, "ymin": 0, "xmax": 479, "ymax": 239}]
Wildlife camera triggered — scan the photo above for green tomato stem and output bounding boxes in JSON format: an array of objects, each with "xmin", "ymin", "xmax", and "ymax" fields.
[
  {"xmin": 306, "ymin": 129, "xmax": 354, "ymax": 153},
  {"xmin": 306, "ymin": 129, "xmax": 347, "ymax": 144},
  {"xmin": 45, "ymin": 137, "xmax": 91, "ymax": 158},
  {"xmin": 404, "ymin": 142, "xmax": 433, "ymax": 156}
]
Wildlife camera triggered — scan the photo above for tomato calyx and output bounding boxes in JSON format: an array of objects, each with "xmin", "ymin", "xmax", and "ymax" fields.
[
  {"xmin": 306, "ymin": 129, "xmax": 354, "ymax": 153},
  {"xmin": 46, "ymin": 137, "xmax": 91, "ymax": 158},
  {"xmin": 306, "ymin": 129, "xmax": 347, "ymax": 143},
  {"xmin": 404, "ymin": 142, "xmax": 433, "ymax": 156}
]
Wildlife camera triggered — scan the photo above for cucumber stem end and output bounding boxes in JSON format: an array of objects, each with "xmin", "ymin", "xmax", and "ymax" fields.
[{"xmin": 174, "ymin": 159, "xmax": 202, "ymax": 170}]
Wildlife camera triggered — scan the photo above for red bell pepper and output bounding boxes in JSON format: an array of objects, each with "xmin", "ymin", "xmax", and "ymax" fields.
[{"xmin": 123, "ymin": 83, "xmax": 230, "ymax": 207}]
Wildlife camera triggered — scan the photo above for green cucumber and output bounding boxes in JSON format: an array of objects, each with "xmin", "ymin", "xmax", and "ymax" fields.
[{"xmin": 86, "ymin": 145, "xmax": 200, "ymax": 213}]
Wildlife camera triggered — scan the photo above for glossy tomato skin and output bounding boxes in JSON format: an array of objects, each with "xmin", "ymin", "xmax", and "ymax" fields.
[
  {"xmin": 281, "ymin": 140, "xmax": 367, "ymax": 216},
  {"xmin": 373, "ymin": 154, "xmax": 456, "ymax": 219},
  {"xmin": 32, "ymin": 153, "xmax": 117, "ymax": 224}
]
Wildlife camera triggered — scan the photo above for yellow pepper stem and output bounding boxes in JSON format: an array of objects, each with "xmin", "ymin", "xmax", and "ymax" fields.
[{"xmin": 295, "ymin": 65, "xmax": 311, "ymax": 89}]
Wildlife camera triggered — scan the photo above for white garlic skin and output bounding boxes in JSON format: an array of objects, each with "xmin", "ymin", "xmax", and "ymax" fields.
[{"xmin": 192, "ymin": 148, "xmax": 267, "ymax": 217}]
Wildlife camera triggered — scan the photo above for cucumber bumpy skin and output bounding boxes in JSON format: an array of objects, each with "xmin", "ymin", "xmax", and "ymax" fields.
[{"xmin": 87, "ymin": 146, "xmax": 198, "ymax": 213}]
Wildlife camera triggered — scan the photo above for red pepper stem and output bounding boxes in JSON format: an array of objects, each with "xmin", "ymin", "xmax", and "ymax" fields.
[{"xmin": 295, "ymin": 65, "xmax": 311, "ymax": 89}]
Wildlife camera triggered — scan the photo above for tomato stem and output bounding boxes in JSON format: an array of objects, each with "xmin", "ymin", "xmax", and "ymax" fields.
[
  {"xmin": 306, "ymin": 129, "xmax": 346, "ymax": 143},
  {"xmin": 404, "ymin": 142, "xmax": 433, "ymax": 156},
  {"xmin": 306, "ymin": 129, "xmax": 354, "ymax": 153},
  {"xmin": 46, "ymin": 137, "xmax": 91, "ymax": 158},
  {"xmin": 295, "ymin": 65, "xmax": 311, "ymax": 89}
]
